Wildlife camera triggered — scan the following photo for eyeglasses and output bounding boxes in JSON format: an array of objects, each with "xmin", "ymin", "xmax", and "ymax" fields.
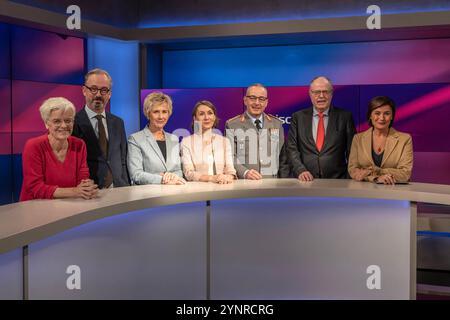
[
  {"xmin": 48, "ymin": 119, "xmax": 74, "ymax": 126},
  {"xmin": 84, "ymin": 85, "xmax": 111, "ymax": 95},
  {"xmin": 246, "ymin": 95, "xmax": 268, "ymax": 102},
  {"xmin": 310, "ymin": 90, "xmax": 332, "ymax": 96}
]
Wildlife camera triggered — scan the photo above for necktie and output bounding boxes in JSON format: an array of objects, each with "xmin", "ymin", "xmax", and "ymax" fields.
[
  {"xmin": 95, "ymin": 115, "xmax": 113, "ymax": 188},
  {"xmin": 255, "ymin": 119, "xmax": 262, "ymax": 131},
  {"xmin": 316, "ymin": 112, "xmax": 325, "ymax": 152}
]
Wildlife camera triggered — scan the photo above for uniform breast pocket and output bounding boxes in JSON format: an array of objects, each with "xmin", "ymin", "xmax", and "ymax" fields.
[
  {"xmin": 270, "ymin": 132, "xmax": 279, "ymax": 141},
  {"xmin": 237, "ymin": 138, "xmax": 246, "ymax": 151}
]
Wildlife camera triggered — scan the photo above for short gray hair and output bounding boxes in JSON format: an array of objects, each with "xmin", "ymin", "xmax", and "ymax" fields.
[
  {"xmin": 84, "ymin": 68, "xmax": 113, "ymax": 87},
  {"xmin": 39, "ymin": 97, "xmax": 76, "ymax": 123},
  {"xmin": 309, "ymin": 76, "xmax": 333, "ymax": 88},
  {"xmin": 143, "ymin": 92, "xmax": 173, "ymax": 119},
  {"xmin": 246, "ymin": 83, "xmax": 267, "ymax": 96}
]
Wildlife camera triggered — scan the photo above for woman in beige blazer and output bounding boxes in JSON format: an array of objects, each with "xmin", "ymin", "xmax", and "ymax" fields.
[
  {"xmin": 348, "ymin": 96, "xmax": 413, "ymax": 184},
  {"xmin": 181, "ymin": 100, "xmax": 236, "ymax": 184}
]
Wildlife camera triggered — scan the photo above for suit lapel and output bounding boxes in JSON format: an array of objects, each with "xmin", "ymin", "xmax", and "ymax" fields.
[
  {"xmin": 322, "ymin": 107, "xmax": 336, "ymax": 151},
  {"xmin": 304, "ymin": 108, "xmax": 316, "ymax": 150},
  {"xmin": 263, "ymin": 113, "xmax": 279, "ymax": 130},
  {"xmin": 189, "ymin": 134, "xmax": 202, "ymax": 166},
  {"xmin": 164, "ymin": 133, "xmax": 175, "ymax": 170},
  {"xmin": 381, "ymin": 128, "xmax": 399, "ymax": 167},
  {"xmin": 105, "ymin": 113, "xmax": 114, "ymax": 159},
  {"xmin": 78, "ymin": 108, "xmax": 91, "ymax": 125},
  {"xmin": 144, "ymin": 127, "xmax": 167, "ymax": 170},
  {"xmin": 256, "ymin": 113, "xmax": 268, "ymax": 142},
  {"xmin": 361, "ymin": 128, "xmax": 374, "ymax": 166},
  {"xmin": 262, "ymin": 113, "xmax": 271, "ymax": 129},
  {"xmin": 79, "ymin": 108, "xmax": 105, "ymax": 159},
  {"xmin": 211, "ymin": 134, "xmax": 223, "ymax": 171},
  {"xmin": 79, "ymin": 108, "xmax": 98, "ymax": 140},
  {"xmin": 262, "ymin": 113, "xmax": 279, "ymax": 143}
]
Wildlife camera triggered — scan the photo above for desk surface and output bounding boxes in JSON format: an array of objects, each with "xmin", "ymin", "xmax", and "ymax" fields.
[{"xmin": 1, "ymin": 179, "xmax": 450, "ymax": 254}]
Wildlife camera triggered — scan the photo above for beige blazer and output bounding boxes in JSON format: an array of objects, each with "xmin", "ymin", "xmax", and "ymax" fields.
[
  {"xmin": 348, "ymin": 127, "xmax": 413, "ymax": 183},
  {"xmin": 181, "ymin": 133, "xmax": 237, "ymax": 181}
]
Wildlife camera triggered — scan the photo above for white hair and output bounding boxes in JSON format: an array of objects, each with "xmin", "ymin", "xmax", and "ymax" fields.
[
  {"xmin": 309, "ymin": 76, "xmax": 333, "ymax": 88},
  {"xmin": 39, "ymin": 97, "xmax": 76, "ymax": 123}
]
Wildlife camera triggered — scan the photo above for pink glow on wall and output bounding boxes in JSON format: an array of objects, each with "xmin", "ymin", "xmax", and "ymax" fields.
[
  {"xmin": 11, "ymin": 26, "xmax": 84, "ymax": 84},
  {"xmin": 395, "ymin": 85, "xmax": 450, "ymax": 120},
  {"xmin": 12, "ymin": 81, "xmax": 86, "ymax": 154},
  {"xmin": 0, "ymin": 80, "xmax": 11, "ymax": 155},
  {"xmin": 331, "ymin": 39, "xmax": 450, "ymax": 85},
  {"xmin": 359, "ymin": 85, "xmax": 450, "ymax": 132}
]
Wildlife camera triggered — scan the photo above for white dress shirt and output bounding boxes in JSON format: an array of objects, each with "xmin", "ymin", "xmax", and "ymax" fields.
[
  {"xmin": 312, "ymin": 107, "xmax": 329, "ymax": 143},
  {"xmin": 84, "ymin": 105, "xmax": 109, "ymax": 140}
]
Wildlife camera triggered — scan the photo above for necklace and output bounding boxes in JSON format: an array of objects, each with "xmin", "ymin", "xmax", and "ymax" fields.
[
  {"xmin": 372, "ymin": 128, "xmax": 388, "ymax": 154},
  {"xmin": 149, "ymin": 125, "xmax": 165, "ymax": 141},
  {"xmin": 155, "ymin": 132, "xmax": 165, "ymax": 141}
]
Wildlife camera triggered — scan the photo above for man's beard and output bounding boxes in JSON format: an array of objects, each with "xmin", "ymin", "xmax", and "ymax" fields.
[{"xmin": 92, "ymin": 99, "xmax": 104, "ymax": 110}]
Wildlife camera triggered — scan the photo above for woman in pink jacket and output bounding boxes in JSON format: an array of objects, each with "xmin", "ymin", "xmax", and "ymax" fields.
[{"xmin": 181, "ymin": 100, "xmax": 236, "ymax": 184}]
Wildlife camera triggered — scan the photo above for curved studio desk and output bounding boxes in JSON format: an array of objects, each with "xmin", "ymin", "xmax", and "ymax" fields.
[{"xmin": 1, "ymin": 179, "xmax": 450, "ymax": 300}]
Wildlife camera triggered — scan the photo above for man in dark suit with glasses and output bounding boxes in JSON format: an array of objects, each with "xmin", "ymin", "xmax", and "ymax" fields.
[
  {"xmin": 286, "ymin": 76, "xmax": 356, "ymax": 181},
  {"xmin": 73, "ymin": 68, "xmax": 130, "ymax": 188}
]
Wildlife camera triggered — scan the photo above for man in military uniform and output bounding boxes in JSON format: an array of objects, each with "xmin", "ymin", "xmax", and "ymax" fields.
[{"xmin": 225, "ymin": 83, "xmax": 285, "ymax": 179}]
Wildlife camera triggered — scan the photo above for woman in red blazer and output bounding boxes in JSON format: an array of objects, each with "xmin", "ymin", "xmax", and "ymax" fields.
[{"xmin": 20, "ymin": 97, "xmax": 98, "ymax": 201}]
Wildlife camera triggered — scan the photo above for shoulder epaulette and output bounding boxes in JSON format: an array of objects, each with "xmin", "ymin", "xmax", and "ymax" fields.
[
  {"xmin": 226, "ymin": 114, "xmax": 241, "ymax": 124},
  {"xmin": 265, "ymin": 113, "xmax": 281, "ymax": 122}
]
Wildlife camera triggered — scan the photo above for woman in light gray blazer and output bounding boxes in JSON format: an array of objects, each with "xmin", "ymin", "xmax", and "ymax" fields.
[{"xmin": 127, "ymin": 92, "xmax": 185, "ymax": 185}]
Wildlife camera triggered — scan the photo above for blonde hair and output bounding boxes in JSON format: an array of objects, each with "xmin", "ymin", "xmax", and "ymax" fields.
[{"xmin": 143, "ymin": 92, "xmax": 173, "ymax": 119}]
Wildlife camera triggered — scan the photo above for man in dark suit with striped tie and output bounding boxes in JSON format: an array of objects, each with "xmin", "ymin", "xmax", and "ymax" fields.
[
  {"xmin": 286, "ymin": 76, "xmax": 356, "ymax": 181},
  {"xmin": 73, "ymin": 68, "xmax": 130, "ymax": 188}
]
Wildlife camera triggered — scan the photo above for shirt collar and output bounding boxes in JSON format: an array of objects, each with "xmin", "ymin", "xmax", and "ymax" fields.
[
  {"xmin": 85, "ymin": 105, "xmax": 106, "ymax": 119},
  {"xmin": 246, "ymin": 112, "xmax": 263, "ymax": 125},
  {"xmin": 313, "ymin": 107, "xmax": 330, "ymax": 117}
]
